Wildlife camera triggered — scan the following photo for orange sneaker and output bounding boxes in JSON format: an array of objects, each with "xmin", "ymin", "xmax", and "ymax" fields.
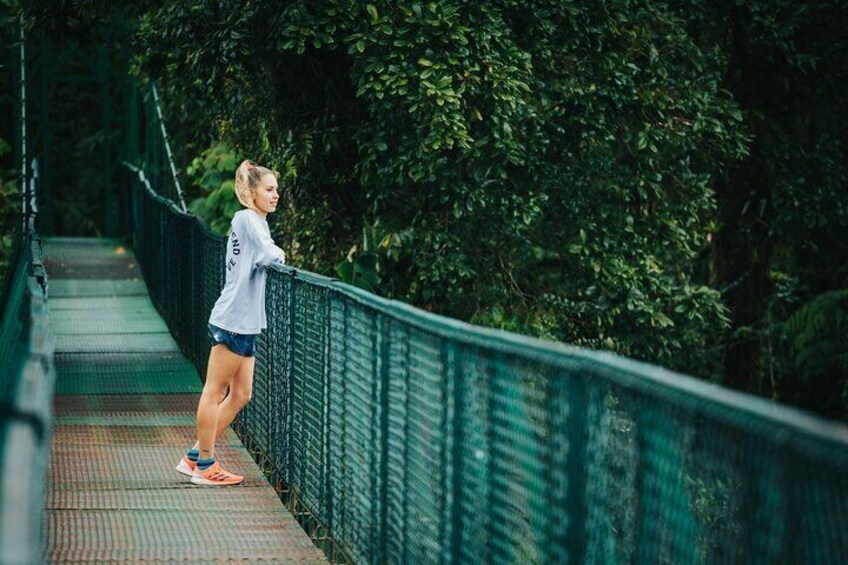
[
  {"xmin": 175, "ymin": 455, "xmax": 196, "ymax": 477},
  {"xmin": 191, "ymin": 461, "xmax": 244, "ymax": 486}
]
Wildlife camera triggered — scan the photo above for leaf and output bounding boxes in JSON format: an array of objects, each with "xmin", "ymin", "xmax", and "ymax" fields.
[
  {"xmin": 357, "ymin": 251, "xmax": 379, "ymax": 271},
  {"xmin": 366, "ymin": 4, "xmax": 379, "ymax": 22},
  {"xmin": 353, "ymin": 260, "xmax": 378, "ymax": 288},
  {"xmin": 336, "ymin": 260, "xmax": 354, "ymax": 281},
  {"xmin": 654, "ymin": 312, "xmax": 675, "ymax": 328}
]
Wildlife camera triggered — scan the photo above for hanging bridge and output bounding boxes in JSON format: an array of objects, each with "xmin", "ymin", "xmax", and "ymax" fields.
[{"xmin": 2, "ymin": 29, "xmax": 848, "ymax": 565}]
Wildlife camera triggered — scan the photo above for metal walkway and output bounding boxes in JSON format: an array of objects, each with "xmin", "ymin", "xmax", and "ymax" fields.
[{"xmin": 43, "ymin": 238, "xmax": 328, "ymax": 563}]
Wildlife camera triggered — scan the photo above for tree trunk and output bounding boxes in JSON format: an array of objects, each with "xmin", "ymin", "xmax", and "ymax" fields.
[
  {"xmin": 710, "ymin": 7, "xmax": 774, "ymax": 394},
  {"xmin": 711, "ymin": 147, "xmax": 773, "ymax": 394}
]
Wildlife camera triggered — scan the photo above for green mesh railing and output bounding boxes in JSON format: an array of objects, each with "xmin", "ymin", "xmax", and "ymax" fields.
[
  {"xmin": 0, "ymin": 230, "xmax": 54, "ymax": 564},
  {"xmin": 121, "ymin": 148, "xmax": 848, "ymax": 563},
  {"xmin": 0, "ymin": 19, "xmax": 55, "ymax": 564}
]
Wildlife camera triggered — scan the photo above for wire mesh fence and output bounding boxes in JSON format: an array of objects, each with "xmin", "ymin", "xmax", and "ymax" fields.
[{"xmin": 122, "ymin": 158, "xmax": 848, "ymax": 564}]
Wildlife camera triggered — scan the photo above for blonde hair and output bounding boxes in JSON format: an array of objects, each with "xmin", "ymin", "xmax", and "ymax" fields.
[{"xmin": 235, "ymin": 159, "xmax": 280, "ymax": 208}]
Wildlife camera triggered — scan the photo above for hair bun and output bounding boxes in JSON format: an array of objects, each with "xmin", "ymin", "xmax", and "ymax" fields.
[{"xmin": 234, "ymin": 159, "xmax": 280, "ymax": 208}]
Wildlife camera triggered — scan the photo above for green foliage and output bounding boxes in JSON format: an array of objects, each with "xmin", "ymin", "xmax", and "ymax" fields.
[
  {"xmin": 1, "ymin": 4, "xmax": 21, "ymax": 271},
  {"xmin": 778, "ymin": 290, "xmax": 848, "ymax": 419},
  {"xmin": 682, "ymin": 0, "xmax": 848, "ymax": 395},
  {"xmin": 185, "ymin": 143, "xmax": 241, "ymax": 235},
  {"xmin": 124, "ymin": 0, "xmax": 847, "ymax": 419},
  {"xmin": 335, "ymin": 219, "xmax": 414, "ymax": 298},
  {"xmin": 131, "ymin": 0, "xmax": 739, "ymax": 375},
  {"xmin": 0, "ymin": 138, "xmax": 20, "ymax": 278},
  {"xmin": 785, "ymin": 291, "xmax": 848, "ymax": 372}
]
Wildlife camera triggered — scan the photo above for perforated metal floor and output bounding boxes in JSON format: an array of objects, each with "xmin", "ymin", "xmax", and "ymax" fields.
[
  {"xmin": 44, "ymin": 238, "xmax": 142, "ymax": 280},
  {"xmin": 55, "ymin": 353, "xmax": 201, "ymax": 395},
  {"xmin": 49, "ymin": 279, "xmax": 149, "ymax": 298},
  {"xmin": 44, "ymin": 237, "xmax": 328, "ymax": 564}
]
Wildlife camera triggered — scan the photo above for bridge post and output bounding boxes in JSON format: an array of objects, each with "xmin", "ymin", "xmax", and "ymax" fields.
[
  {"xmin": 376, "ymin": 313, "xmax": 390, "ymax": 565},
  {"xmin": 440, "ymin": 340, "xmax": 461, "ymax": 565},
  {"xmin": 38, "ymin": 37, "xmax": 52, "ymax": 235},
  {"xmin": 561, "ymin": 370, "xmax": 587, "ymax": 564},
  {"xmin": 13, "ymin": 15, "xmax": 26, "ymax": 236},
  {"xmin": 98, "ymin": 44, "xmax": 117, "ymax": 236}
]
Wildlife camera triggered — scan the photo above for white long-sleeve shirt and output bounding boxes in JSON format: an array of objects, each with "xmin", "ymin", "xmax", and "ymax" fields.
[{"xmin": 208, "ymin": 209, "xmax": 284, "ymax": 334}]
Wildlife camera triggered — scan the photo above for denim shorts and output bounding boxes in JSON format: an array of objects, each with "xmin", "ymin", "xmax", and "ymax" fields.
[{"xmin": 207, "ymin": 323, "xmax": 257, "ymax": 357}]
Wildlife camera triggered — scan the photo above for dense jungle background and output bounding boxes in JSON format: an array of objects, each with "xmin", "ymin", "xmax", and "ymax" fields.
[{"xmin": 2, "ymin": 1, "xmax": 846, "ymax": 421}]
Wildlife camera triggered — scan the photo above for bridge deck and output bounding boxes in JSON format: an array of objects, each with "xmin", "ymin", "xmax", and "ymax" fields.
[{"xmin": 44, "ymin": 237, "xmax": 328, "ymax": 563}]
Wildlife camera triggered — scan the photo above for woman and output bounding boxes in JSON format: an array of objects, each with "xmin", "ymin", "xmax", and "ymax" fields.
[{"xmin": 176, "ymin": 159, "xmax": 286, "ymax": 486}]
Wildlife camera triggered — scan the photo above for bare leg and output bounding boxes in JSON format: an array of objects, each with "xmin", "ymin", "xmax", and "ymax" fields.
[
  {"xmin": 216, "ymin": 355, "xmax": 255, "ymax": 432},
  {"xmin": 196, "ymin": 344, "xmax": 243, "ymax": 460},
  {"xmin": 192, "ymin": 355, "xmax": 255, "ymax": 449}
]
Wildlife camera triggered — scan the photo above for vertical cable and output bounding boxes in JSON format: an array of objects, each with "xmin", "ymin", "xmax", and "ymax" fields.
[
  {"xmin": 18, "ymin": 14, "xmax": 26, "ymax": 235},
  {"xmin": 149, "ymin": 83, "xmax": 187, "ymax": 211}
]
